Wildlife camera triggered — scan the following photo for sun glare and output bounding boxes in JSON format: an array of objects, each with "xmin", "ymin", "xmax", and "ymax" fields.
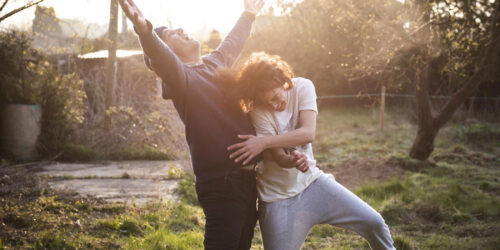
[{"xmin": 0, "ymin": 0, "xmax": 264, "ymax": 37}]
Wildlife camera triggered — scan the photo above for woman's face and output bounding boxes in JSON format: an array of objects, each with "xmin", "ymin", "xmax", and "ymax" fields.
[{"xmin": 261, "ymin": 87, "xmax": 288, "ymax": 112}]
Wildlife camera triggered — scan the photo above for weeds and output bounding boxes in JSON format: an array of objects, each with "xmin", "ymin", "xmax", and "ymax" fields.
[{"xmin": 175, "ymin": 174, "xmax": 199, "ymax": 206}]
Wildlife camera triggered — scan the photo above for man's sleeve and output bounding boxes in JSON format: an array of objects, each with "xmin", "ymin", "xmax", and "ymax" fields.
[
  {"xmin": 298, "ymin": 78, "xmax": 318, "ymax": 113},
  {"xmin": 135, "ymin": 21, "xmax": 187, "ymax": 96},
  {"xmin": 206, "ymin": 12, "xmax": 255, "ymax": 68},
  {"xmin": 249, "ymin": 109, "xmax": 277, "ymax": 137}
]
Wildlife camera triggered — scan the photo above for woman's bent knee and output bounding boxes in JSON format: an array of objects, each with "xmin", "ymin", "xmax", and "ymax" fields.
[{"xmin": 363, "ymin": 212, "xmax": 388, "ymax": 232}]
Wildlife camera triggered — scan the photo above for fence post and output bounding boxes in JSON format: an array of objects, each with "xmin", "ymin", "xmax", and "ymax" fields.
[{"xmin": 380, "ymin": 86, "xmax": 386, "ymax": 131}]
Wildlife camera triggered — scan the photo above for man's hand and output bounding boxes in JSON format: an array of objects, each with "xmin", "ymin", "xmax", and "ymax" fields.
[
  {"xmin": 244, "ymin": 0, "xmax": 265, "ymax": 16},
  {"xmin": 119, "ymin": 0, "xmax": 148, "ymax": 34},
  {"xmin": 291, "ymin": 151, "xmax": 309, "ymax": 173},
  {"xmin": 228, "ymin": 134, "xmax": 267, "ymax": 165}
]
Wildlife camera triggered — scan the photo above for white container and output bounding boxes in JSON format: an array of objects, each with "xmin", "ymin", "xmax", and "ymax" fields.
[{"xmin": 0, "ymin": 104, "xmax": 42, "ymax": 161}]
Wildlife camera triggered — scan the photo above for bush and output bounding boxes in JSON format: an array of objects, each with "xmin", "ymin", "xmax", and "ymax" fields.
[
  {"xmin": 34, "ymin": 72, "xmax": 85, "ymax": 154},
  {"xmin": 0, "ymin": 30, "xmax": 86, "ymax": 157},
  {"xmin": 0, "ymin": 31, "xmax": 34, "ymax": 104},
  {"xmin": 1, "ymin": 30, "xmax": 184, "ymax": 161}
]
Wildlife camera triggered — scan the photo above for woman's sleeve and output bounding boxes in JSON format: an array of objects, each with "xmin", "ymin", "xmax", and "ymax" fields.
[
  {"xmin": 298, "ymin": 78, "xmax": 318, "ymax": 113},
  {"xmin": 249, "ymin": 109, "xmax": 277, "ymax": 137}
]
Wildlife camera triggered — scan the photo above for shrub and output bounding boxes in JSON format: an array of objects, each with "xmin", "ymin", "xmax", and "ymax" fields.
[
  {"xmin": 34, "ymin": 72, "xmax": 85, "ymax": 154},
  {"xmin": 0, "ymin": 31, "xmax": 34, "ymax": 104},
  {"xmin": 0, "ymin": 30, "xmax": 86, "ymax": 157}
]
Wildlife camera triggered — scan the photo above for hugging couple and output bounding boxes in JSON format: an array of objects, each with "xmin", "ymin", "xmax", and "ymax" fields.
[{"xmin": 119, "ymin": 0, "xmax": 395, "ymax": 249}]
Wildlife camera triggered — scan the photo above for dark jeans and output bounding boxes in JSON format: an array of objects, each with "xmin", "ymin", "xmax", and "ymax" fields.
[{"xmin": 195, "ymin": 169, "xmax": 258, "ymax": 250}]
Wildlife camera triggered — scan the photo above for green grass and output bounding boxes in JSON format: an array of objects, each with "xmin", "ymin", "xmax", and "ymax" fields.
[
  {"xmin": 59, "ymin": 143, "xmax": 176, "ymax": 162},
  {"xmin": 308, "ymin": 106, "xmax": 500, "ymax": 249},
  {"xmin": 1, "ymin": 106, "xmax": 499, "ymax": 249},
  {"xmin": 0, "ymin": 183, "xmax": 205, "ymax": 249}
]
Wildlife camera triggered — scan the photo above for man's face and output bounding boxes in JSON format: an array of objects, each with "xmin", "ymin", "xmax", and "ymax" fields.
[
  {"xmin": 160, "ymin": 28, "xmax": 201, "ymax": 60},
  {"xmin": 260, "ymin": 86, "xmax": 288, "ymax": 112}
]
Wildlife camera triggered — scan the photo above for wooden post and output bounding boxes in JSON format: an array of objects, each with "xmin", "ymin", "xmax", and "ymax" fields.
[
  {"xmin": 105, "ymin": 0, "xmax": 118, "ymax": 128},
  {"xmin": 380, "ymin": 86, "xmax": 386, "ymax": 131}
]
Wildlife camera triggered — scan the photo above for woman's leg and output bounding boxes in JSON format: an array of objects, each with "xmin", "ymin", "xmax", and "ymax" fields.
[
  {"xmin": 313, "ymin": 174, "xmax": 395, "ymax": 250},
  {"xmin": 258, "ymin": 188, "xmax": 319, "ymax": 250}
]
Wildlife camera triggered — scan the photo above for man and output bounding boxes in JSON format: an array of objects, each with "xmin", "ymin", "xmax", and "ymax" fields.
[{"xmin": 119, "ymin": 0, "xmax": 272, "ymax": 249}]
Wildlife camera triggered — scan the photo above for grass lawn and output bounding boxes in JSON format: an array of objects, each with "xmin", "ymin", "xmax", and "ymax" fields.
[{"xmin": 1, "ymin": 106, "xmax": 499, "ymax": 249}]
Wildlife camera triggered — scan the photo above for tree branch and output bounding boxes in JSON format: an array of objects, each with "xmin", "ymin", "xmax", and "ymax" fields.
[
  {"xmin": 414, "ymin": 56, "xmax": 434, "ymax": 129},
  {"xmin": 435, "ymin": 1, "xmax": 500, "ymax": 128},
  {"xmin": 0, "ymin": 0, "xmax": 9, "ymax": 13},
  {"xmin": 0, "ymin": 0, "xmax": 44, "ymax": 23}
]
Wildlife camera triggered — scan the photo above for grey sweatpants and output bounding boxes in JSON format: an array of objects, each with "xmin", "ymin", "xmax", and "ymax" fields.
[{"xmin": 258, "ymin": 174, "xmax": 395, "ymax": 250}]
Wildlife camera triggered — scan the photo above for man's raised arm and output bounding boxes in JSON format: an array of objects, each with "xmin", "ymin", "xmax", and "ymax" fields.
[
  {"xmin": 119, "ymin": 0, "xmax": 186, "ymax": 93},
  {"xmin": 209, "ymin": 0, "xmax": 264, "ymax": 67}
]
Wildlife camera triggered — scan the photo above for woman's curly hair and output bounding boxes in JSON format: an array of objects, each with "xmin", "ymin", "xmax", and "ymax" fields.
[{"xmin": 217, "ymin": 52, "xmax": 294, "ymax": 112}]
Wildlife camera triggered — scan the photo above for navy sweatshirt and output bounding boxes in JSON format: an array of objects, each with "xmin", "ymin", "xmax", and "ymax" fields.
[{"xmin": 136, "ymin": 12, "xmax": 260, "ymax": 183}]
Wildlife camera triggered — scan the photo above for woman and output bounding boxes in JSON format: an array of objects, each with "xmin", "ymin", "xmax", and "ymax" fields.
[{"xmin": 221, "ymin": 53, "xmax": 396, "ymax": 250}]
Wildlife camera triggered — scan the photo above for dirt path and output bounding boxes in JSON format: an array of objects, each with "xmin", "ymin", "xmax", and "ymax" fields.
[
  {"xmin": 319, "ymin": 158, "xmax": 406, "ymax": 191},
  {"xmin": 32, "ymin": 161, "xmax": 185, "ymax": 205},
  {"xmin": 2, "ymin": 158, "xmax": 404, "ymax": 207}
]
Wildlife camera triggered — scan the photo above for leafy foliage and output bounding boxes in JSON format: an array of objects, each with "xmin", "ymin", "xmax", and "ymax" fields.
[
  {"xmin": 244, "ymin": 0, "xmax": 414, "ymax": 94},
  {"xmin": 34, "ymin": 72, "xmax": 86, "ymax": 154},
  {"xmin": 32, "ymin": 5, "xmax": 62, "ymax": 36},
  {"xmin": 0, "ymin": 30, "xmax": 86, "ymax": 156},
  {"xmin": 244, "ymin": 0, "xmax": 499, "ymax": 96},
  {"xmin": 245, "ymin": 0, "xmax": 499, "ymax": 160},
  {"xmin": 0, "ymin": 31, "xmax": 34, "ymax": 104}
]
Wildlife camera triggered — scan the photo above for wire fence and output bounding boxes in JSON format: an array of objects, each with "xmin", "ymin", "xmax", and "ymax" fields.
[
  {"xmin": 316, "ymin": 91, "xmax": 500, "ymax": 124},
  {"xmin": 317, "ymin": 93, "xmax": 500, "ymax": 101}
]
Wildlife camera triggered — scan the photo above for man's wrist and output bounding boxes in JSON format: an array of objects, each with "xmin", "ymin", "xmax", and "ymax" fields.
[
  {"xmin": 262, "ymin": 136, "xmax": 271, "ymax": 150},
  {"xmin": 133, "ymin": 19, "xmax": 153, "ymax": 36}
]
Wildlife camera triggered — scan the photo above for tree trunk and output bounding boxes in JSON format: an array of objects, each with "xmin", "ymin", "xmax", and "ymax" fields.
[
  {"xmin": 409, "ymin": 125, "xmax": 438, "ymax": 160},
  {"xmin": 408, "ymin": 54, "xmax": 438, "ymax": 161},
  {"xmin": 105, "ymin": 0, "xmax": 118, "ymax": 127}
]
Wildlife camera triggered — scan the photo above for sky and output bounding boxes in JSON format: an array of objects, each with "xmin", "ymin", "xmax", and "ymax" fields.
[{"xmin": 0, "ymin": 0, "xmax": 282, "ymax": 37}]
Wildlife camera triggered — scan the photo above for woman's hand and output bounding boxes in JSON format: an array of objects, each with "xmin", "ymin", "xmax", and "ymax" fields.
[
  {"xmin": 244, "ymin": 0, "xmax": 265, "ymax": 16},
  {"xmin": 291, "ymin": 151, "xmax": 309, "ymax": 173},
  {"xmin": 228, "ymin": 135, "xmax": 267, "ymax": 165},
  {"xmin": 119, "ymin": 0, "xmax": 148, "ymax": 34}
]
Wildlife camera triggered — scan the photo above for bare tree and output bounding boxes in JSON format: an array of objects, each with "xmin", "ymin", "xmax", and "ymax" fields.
[
  {"xmin": 0, "ymin": 0, "xmax": 45, "ymax": 23},
  {"xmin": 245, "ymin": 0, "xmax": 500, "ymax": 161},
  {"xmin": 405, "ymin": 1, "xmax": 500, "ymax": 160}
]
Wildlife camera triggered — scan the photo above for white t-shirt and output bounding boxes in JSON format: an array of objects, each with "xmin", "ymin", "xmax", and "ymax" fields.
[{"xmin": 249, "ymin": 77, "xmax": 323, "ymax": 203}]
